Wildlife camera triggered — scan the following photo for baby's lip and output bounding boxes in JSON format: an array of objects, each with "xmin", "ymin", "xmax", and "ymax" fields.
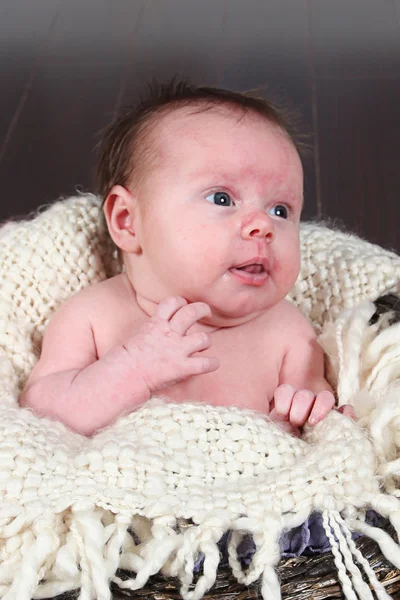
[{"xmin": 232, "ymin": 257, "xmax": 270, "ymax": 272}]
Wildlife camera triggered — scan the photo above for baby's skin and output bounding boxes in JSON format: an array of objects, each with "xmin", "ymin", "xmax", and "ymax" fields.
[
  {"xmin": 20, "ymin": 106, "xmax": 351, "ymax": 435},
  {"xmin": 21, "ymin": 274, "xmax": 338, "ymax": 435}
]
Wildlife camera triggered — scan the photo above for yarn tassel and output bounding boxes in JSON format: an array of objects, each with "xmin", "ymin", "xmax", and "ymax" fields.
[
  {"xmin": 0, "ymin": 529, "xmax": 36, "ymax": 587},
  {"xmin": 228, "ymin": 514, "xmax": 282, "ymax": 600},
  {"xmin": 3, "ymin": 514, "xmax": 60, "ymax": 600},
  {"xmin": 113, "ymin": 515, "xmax": 181, "ymax": 593},
  {"xmin": 227, "ymin": 530, "xmax": 246, "ymax": 582},
  {"xmin": 31, "ymin": 525, "xmax": 82, "ymax": 598},
  {"xmin": 116, "ymin": 530, "xmax": 144, "ymax": 573},
  {"xmin": 367, "ymin": 493, "xmax": 400, "ymax": 549},
  {"xmin": 249, "ymin": 519, "xmax": 281, "ymax": 589},
  {"xmin": 115, "ymin": 514, "xmax": 151, "ymax": 573},
  {"xmin": 348, "ymin": 516, "xmax": 400, "ymax": 569},
  {"xmin": 169, "ymin": 525, "xmax": 198, "ymax": 592},
  {"xmin": 322, "ymin": 511, "xmax": 358, "ymax": 600},
  {"xmin": 103, "ymin": 515, "xmax": 131, "ymax": 579},
  {"xmin": 363, "ymin": 323, "xmax": 400, "ymax": 391},
  {"xmin": 261, "ymin": 566, "xmax": 281, "ymax": 600},
  {"xmin": 51, "ymin": 529, "xmax": 80, "ymax": 586},
  {"xmin": 334, "ymin": 303, "xmax": 375, "ymax": 405},
  {"xmin": 336, "ymin": 513, "xmax": 392, "ymax": 600},
  {"xmin": 172, "ymin": 513, "xmax": 230, "ymax": 600},
  {"xmin": 328, "ymin": 512, "xmax": 374, "ymax": 599},
  {"xmin": 70, "ymin": 519, "xmax": 92, "ymax": 600},
  {"xmin": 0, "ymin": 555, "xmax": 23, "ymax": 587},
  {"xmin": 72, "ymin": 508, "xmax": 116, "ymax": 600},
  {"xmin": 183, "ymin": 535, "xmax": 220, "ymax": 600}
]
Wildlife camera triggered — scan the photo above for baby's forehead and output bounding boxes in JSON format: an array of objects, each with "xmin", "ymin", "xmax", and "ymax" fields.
[
  {"xmin": 138, "ymin": 106, "xmax": 235, "ymax": 177},
  {"xmin": 151, "ymin": 104, "xmax": 269, "ymax": 138},
  {"xmin": 146, "ymin": 105, "xmax": 293, "ymax": 166},
  {"xmin": 141, "ymin": 106, "xmax": 302, "ymax": 194}
]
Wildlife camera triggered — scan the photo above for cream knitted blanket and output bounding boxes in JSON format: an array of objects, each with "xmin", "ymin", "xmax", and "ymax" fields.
[{"xmin": 1, "ymin": 195, "xmax": 400, "ymax": 600}]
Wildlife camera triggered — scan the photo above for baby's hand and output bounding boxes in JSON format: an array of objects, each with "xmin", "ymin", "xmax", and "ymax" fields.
[
  {"xmin": 125, "ymin": 296, "xmax": 220, "ymax": 395},
  {"xmin": 270, "ymin": 384, "xmax": 336, "ymax": 429}
]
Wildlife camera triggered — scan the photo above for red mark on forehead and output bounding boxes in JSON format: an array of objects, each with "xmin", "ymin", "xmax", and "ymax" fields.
[
  {"xmin": 192, "ymin": 163, "xmax": 290, "ymax": 191},
  {"xmin": 244, "ymin": 165, "xmax": 287, "ymax": 190}
]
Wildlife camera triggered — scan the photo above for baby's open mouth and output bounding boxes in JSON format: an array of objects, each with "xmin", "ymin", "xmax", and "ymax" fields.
[
  {"xmin": 229, "ymin": 259, "xmax": 270, "ymax": 285},
  {"xmin": 235, "ymin": 264, "xmax": 265, "ymax": 274}
]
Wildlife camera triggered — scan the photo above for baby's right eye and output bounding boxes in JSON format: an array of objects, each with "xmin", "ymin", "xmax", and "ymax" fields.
[{"xmin": 205, "ymin": 192, "xmax": 233, "ymax": 207}]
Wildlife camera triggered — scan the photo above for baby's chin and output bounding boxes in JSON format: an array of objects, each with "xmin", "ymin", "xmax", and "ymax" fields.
[
  {"xmin": 198, "ymin": 305, "xmax": 268, "ymax": 329},
  {"xmin": 135, "ymin": 288, "xmax": 276, "ymax": 329}
]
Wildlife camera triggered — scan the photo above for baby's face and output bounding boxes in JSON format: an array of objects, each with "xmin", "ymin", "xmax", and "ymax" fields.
[{"xmin": 130, "ymin": 107, "xmax": 303, "ymax": 325}]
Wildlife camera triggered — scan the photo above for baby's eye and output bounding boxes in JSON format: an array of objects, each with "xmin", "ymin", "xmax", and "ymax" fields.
[
  {"xmin": 268, "ymin": 204, "xmax": 288, "ymax": 219},
  {"xmin": 205, "ymin": 192, "xmax": 233, "ymax": 207}
]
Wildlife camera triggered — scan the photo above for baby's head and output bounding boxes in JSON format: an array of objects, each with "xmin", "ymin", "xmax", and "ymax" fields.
[{"xmin": 96, "ymin": 80, "xmax": 305, "ymax": 325}]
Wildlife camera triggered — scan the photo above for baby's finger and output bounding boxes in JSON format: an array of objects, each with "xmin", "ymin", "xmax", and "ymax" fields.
[
  {"xmin": 308, "ymin": 390, "xmax": 335, "ymax": 425},
  {"xmin": 184, "ymin": 331, "xmax": 212, "ymax": 355},
  {"xmin": 185, "ymin": 355, "xmax": 220, "ymax": 376},
  {"xmin": 289, "ymin": 389, "xmax": 315, "ymax": 427},
  {"xmin": 273, "ymin": 384, "xmax": 296, "ymax": 419},
  {"xmin": 156, "ymin": 296, "xmax": 188, "ymax": 320},
  {"xmin": 169, "ymin": 302, "xmax": 212, "ymax": 335}
]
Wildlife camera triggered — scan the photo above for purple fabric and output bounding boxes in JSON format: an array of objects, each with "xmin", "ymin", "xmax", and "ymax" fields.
[
  {"xmin": 279, "ymin": 512, "xmax": 332, "ymax": 557},
  {"xmin": 193, "ymin": 510, "xmax": 384, "ymax": 571}
]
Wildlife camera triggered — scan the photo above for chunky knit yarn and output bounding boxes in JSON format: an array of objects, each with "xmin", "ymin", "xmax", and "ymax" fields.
[
  {"xmin": 1, "ymin": 195, "xmax": 400, "ymax": 600},
  {"xmin": 1, "ymin": 399, "xmax": 399, "ymax": 600}
]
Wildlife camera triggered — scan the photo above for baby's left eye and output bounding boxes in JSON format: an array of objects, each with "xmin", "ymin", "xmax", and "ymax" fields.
[
  {"xmin": 205, "ymin": 192, "xmax": 233, "ymax": 207},
  {"xmin": 268, "ymin": 205, "xmax": 288, "ymax": 219}
]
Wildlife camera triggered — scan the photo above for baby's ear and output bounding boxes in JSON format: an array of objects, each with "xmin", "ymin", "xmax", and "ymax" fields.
[{"xmin": 103, "ymin": 185, "xmax": 141, "ymax": 253}]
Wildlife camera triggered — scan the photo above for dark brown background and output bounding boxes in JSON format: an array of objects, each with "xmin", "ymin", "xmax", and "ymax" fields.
[{"xmin": 1, "ymin": 0, "xmax": 400, "ymax": 252}]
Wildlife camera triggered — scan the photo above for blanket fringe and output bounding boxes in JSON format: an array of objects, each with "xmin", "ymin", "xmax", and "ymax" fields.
[
  {"xmin": 334, "ymin": 513, "xmax": 391, "ymax": 600},
  {"xmin": 0, "ymin": 505, "xmax": 398, "ymax": 600},
  {"xmin": 323, "ymin": 511, "xmax": 389, "ymax": 600},
  {"xmin": 320, "ymin": 301, "xmax": 400, "ymax": 496},
  {"xmin": 3, "ymin": 513, "xmax": 60, "ymax": 600}
]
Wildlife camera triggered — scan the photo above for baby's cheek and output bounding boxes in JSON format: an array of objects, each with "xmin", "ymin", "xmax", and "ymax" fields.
[{"xmin": 274, "ymin": 257, "xmax": 300, "ymax": 291}]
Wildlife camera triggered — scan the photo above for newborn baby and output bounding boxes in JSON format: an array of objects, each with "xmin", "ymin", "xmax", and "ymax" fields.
[{"xmin": 20, "ymin": 80, "xmax": 350, "ymax": 435}]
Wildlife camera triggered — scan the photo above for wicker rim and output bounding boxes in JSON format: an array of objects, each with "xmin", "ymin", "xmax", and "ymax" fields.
[{"xmin": 107, "ymin": 532, "xmax": 400, "ymax": 600}]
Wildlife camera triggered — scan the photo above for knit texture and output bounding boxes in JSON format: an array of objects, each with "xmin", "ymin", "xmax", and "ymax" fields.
[{"xmin": 1, "ymin": 195, "xmax": 400, "ymax": 600}]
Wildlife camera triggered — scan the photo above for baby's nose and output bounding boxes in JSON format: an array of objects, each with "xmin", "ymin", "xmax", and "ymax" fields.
[{"xmin": 240, "ymin": 212, "xmax": 275, "ymax": 242}]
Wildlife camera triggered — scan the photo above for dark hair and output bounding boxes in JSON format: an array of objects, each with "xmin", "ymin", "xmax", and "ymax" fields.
[{"xmin": 95, "ymin": 78, "xmax": 306, "ymax": 203}]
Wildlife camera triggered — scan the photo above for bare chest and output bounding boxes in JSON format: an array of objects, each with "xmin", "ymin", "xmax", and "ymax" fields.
[
  {"xmin": 164, "ymin": 329, "xmax": 281, "ymax": 413},
  {"xmin": 94, "ymin": 306, "xmax": 283, "ymax": 415}
]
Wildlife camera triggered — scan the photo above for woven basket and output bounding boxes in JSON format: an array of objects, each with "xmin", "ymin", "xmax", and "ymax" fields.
[
  {"xmin": 112, "ymin": 544, "xmax": 400, "ymax": 599},
  {"xmin": 49, "ymin": 526, "xmax": 400, "ymax": 599}
]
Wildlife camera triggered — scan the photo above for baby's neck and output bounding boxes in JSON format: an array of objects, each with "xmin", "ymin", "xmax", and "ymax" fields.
[
  {"xmin": 137, "ymin": 292, "xmax": 221, "ymax": 334},
  {"xmin": 121, "ymin": 271, "xmax": 268, "ymax": 331},
  {"xmin": 121, "ymin": 273, "xmax": 221, "ymax": 334}
]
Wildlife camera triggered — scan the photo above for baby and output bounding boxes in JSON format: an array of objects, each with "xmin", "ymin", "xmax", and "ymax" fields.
[{"xmin": 20, "ymin": 80, "xmax": 349, "ymax": 436}]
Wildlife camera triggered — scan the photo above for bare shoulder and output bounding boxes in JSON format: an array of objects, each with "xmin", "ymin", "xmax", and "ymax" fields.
[
  {"xmin": 68, "ymin": 273, "xmax": 130, "ymax": 309},
  {"xmin": 56, "ymin": 273, "xmax": 135, "ymax": 331},
  {"xmin": 265, "ymin": 300, "xmax": 317, "ymax": 340},
  {"xmin": 276, "ymin": 301, "xmax": 329, "ymax": 389},
  {"xmin": 23, "ymin": 274, "xmax": 132, "ymax": 388},
  {"xmin": 81, "ymin": 273, "xmax": 144, "ymax": 357}
]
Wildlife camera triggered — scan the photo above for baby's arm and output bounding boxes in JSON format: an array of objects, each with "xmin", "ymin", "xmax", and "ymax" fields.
[
  {"xmin": 20, "ymin": 294, "xmax": 219, "ymax": 436},
  {"xmin": 271, "ymin": 309, "xmax": 338, "ymax": 429},
  {"xmin": 19, "ymin": 291, "xmax": 151, "ymax": 435}
]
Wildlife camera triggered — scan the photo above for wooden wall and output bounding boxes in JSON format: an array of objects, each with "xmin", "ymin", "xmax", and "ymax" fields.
[{"xmin": 1, "ymin": 0, "xmax": 400, "ymax": 252}]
